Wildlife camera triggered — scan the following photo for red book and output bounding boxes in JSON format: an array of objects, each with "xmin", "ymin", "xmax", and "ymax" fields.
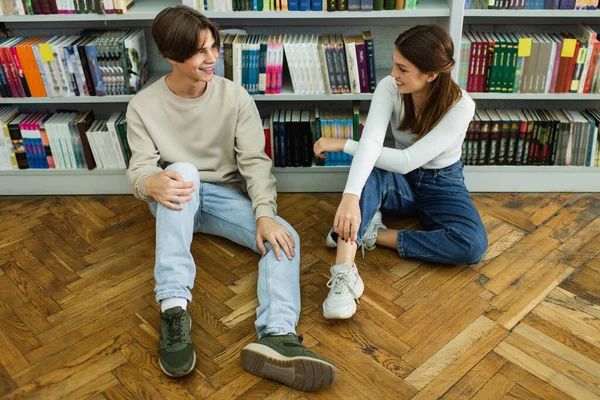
[
  {"xmin": 563, "ymin": 40, "xmax": 580, "ymax": 93},
  {"xmin": 583, "ymin": 41, "xmax": 600, "ymax": 93}
]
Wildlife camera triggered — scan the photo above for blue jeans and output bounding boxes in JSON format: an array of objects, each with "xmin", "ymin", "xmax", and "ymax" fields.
[
  {"xmin": 149, "ymin": 162, "xmax": 301, "ymax": 338},
  {"xmin": 334, "ymin": 161, "xmax": 487, "ymax": 265}
]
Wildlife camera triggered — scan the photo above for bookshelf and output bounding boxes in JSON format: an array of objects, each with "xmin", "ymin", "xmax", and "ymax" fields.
[{"xmin": 0, "ymin": 0, "xmax": 598, "ymax": 195}]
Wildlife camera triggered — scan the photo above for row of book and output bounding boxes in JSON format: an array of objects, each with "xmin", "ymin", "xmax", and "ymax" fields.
[
  {"xmin": 0, "ymin": 106, "xmax": 130, "ymax": 170},
  {"xmin": 263, "ymin": 105, "xmax": 365, "ymax": 167},
  {"xmin": 458, "ymin": 25, "xmax": 599, "ymax": 94},
  {"xmin": 193, "ymin": 0, "xmax": 416, "ymax": 12},
  {"xmin": 465, "ymin": 0, "xmax": 597, "ymax": 9},
  {"xmin": 463, "ymin": 108, "xmax": 600, "ymax": 167},
  {"xmin": 0, "ymin": 30, "xmax": 148, "ymax": 98},
  {"xmin": 219, "ymin": 31, "xmax": 377, "ymax": 95},
  {"xmin": 0, "ymin": 0, "xmax": 134, "ymax": 15}
]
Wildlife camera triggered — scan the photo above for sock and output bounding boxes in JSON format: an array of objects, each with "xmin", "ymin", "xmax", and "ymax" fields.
[{"xmin": 161, "ymin": 297, "xmax": 188, "ymax": 312}]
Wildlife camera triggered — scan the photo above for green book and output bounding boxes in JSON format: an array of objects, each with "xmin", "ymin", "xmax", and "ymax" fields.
[{"xmin": 373, "ymin": 0, "xmax": 384, "ymax": 10}]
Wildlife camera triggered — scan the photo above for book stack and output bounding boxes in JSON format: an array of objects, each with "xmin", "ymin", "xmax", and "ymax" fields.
[
  {"xmin": 462, "ymin": 108, "xmax": 600, "ymax": 167},
  {"xmin": 458, "ymin": 25, "xmax": 599, "ymax": 94},
  {"xmin": 0, "ymin": 0, "xmax": 135, "ymax": 15},
  {"xmin": 263, "ymin": 104, "xmax": 365, "ymax": 167},
  {"xmin": 0, "ymin": 29, "xmax": 148, "ymax": 98},
  {"xmin": 466, "ymin": 0, "xmax": 598, "ymax": 9},
  {"xmin": 197, "ymin": 0, "xmax": 416, "ymax": 11},
  {"xmin": 0, "ymin": 106, "xmax": 130, "ymax": 170},
  {"xmin": 218, "ymin": 31, "xmax": 377, "ymax": 95}
]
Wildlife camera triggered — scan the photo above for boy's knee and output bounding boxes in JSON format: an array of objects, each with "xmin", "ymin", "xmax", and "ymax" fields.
[{"xmin": 167, "ymin": 162, "xmax": 200, "ymax": 183}]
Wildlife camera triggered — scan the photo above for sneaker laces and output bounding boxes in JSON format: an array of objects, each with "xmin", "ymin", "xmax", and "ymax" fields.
[
  {"xmin": 327, "ymin": 269, "xmax": 360, "ymax": 302},
  {"xmin": 165, "ymin": 310, "xmax": 185, "ymax": 346}
]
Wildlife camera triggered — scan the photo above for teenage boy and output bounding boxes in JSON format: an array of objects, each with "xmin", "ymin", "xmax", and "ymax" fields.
[{"xmin": 126, "ymin": 5, "xmax": 336, "ymax": 392}]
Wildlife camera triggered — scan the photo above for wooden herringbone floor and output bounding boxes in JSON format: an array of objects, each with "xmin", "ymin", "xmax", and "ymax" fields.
[{"xmin": 0, "ymin": 193, "xmax": 599, "ymax": 399}]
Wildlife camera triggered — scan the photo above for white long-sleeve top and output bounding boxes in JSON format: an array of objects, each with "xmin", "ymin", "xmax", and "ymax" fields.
[{"xmin": 343, "ymin": 75, "xmax": 476, "ymax": 197}]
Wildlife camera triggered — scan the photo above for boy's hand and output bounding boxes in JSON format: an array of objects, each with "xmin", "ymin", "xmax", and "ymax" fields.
[
  {"xmin": 146, "ymin": 170, "xmax": 195, "ymax": 211},
  {"xmin": 256, "ymin": 217, "xmax": 296, "ymax": 261}
]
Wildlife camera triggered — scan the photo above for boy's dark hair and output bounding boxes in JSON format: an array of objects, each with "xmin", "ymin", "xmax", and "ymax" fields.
[{"xmin": 152, "ymin": 5, "xmax": 220, "ymax": 63}]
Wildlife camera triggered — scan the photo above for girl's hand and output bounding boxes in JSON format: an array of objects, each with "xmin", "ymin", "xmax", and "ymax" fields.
[
  {"xmin": 313, "ymin": 138, "xmax": 347, "ymax": 159},
  {"xmin": 334, "ymin": 194, "xmax": 361, "ymax": 242}
]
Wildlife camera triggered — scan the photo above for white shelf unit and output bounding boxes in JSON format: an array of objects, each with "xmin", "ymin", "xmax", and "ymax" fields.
[
  {"xmin": 0, "ymin": 0, "xmax": 598, "ymax": 194},
  {"xmin": 2, "ymin": 165, "xmax": 599, "ymax": 195},
  {"xmin": 469, "ymin": 93, "xmax": 600, "ymax": 100}
]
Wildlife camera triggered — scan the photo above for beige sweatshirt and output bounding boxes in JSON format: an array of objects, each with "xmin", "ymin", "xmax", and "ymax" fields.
[{"xmin": 126, "ymin": 75, "xmax": 277, "ymax": 220}]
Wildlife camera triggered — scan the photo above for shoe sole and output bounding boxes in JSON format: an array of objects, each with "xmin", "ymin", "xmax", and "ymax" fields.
[
  {"xmin": 241, "ymin": 344, "xmax": 336, "ymax": 392},
  {"xmin": 322, "ymin": 277, "xmax": 365, "ymax": 320},
  {"xmin": 159, "ymin": 351, "xmax": 197, "ymax": 378}
]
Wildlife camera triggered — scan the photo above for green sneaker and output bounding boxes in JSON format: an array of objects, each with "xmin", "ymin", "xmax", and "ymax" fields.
[
  {"xmin": 241, "ymin": 334, "xmax": 337, "ymax": 392},
  {"xmin": 158, "ymin": 306, "xmax": 196, "ymax": 377}
]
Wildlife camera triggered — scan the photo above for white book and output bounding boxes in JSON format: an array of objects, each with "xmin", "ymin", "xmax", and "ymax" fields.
[
  {"xmin": 52, "ymin": 114, "xmax": 69, "ymax": 170},
  {"xmin": 343, "ymin": 35, "xmax": 360, "ymax": 94},
  {"xmin": 310, "ymin": 35, "xmax": 324, "ymax": 95},
  {"xmin": 94, "ymin": 120, "xmax": 112, "ymax": 168},
  {"xmin": 86, "ymin": 120, "xmax": 104, "ymax": 169},
  {"xmin": 0, "ymin": 107, "xmax": 18, "ymax": 170},
  {"xmin": 297, "ymin": 35, "xmax": 310, "ymax": 94},
  {"xmin": 101, "ymin": 121, "xmax": 119, "ymax": 168},
  {"xmin": 232, "ymin": 34, "xmax": 245, "ymax": 87},
  {"xmin": 58, "ymin": 36, "xmax": 81, "ymax": 96},
  {"xmin": 63, "ymin": 113, "xmax": 79, "ymax": 168},
  {"xmin": 94, "ymin": 122, "xmax": 109, "ymax": 170},
  {"xmin": 300, "ymin": 35, "xmax": 314, "ymax": 94},
  {"xmin": 46, "ymin": 114, "xmax": 62, "ymax": 169},
  {"xmin": 317, "ymin": 36, "xmax": 331, "ymax": 95},
  {"xmin": 284, "ymin": 35, "xmax": 300, "ymax": 94},
  {"xmin": 47, "ymin": 36, "xmax": 70, "ymax": 97},
  {"xmin": 106, "ymin": 112, "xmax": 127, "ymax": 169},
  {"xmin": 44, "ymin": 114, "xmax": 60, "ymax": 169},
  {"xmin": 103, "ymin": 0, "xmax": 115, "ymax": 13},
  {"xmin": 59, "ymin": 113, "xmax": 76, "ymax": 169}
]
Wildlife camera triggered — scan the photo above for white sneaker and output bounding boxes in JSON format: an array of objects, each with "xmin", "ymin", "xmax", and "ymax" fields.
[
  {"xmin": 361, "ymin": 211, "xmax": 386, "ymax": 251},
  {"xmin": 325, "ymin": 211, "xmax": 387, "ymax": 253},
  {"xmin": 323, "ymin": 264, "xmax": 364, "ymax": 319}
]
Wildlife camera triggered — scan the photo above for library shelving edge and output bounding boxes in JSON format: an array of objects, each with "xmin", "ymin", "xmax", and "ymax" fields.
[{"xmin": 0, "ymin": 0, "xmax": 599, "ymax": 195}]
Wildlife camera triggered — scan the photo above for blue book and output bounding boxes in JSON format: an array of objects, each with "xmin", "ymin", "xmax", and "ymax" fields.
[
  {"xmin": 84, "ymin": 39, "xmax": 105, "ymax": 96},
  {"xmin": 299, "ymin": 0, "xmax": 310, "ymax": 9},
  {"xmin": 311, "ymin": 0, "xmax": 322, "ymax": 10},
  {"xmin": 251, "ymin": 36, "xmax": 260, "ymax": 94},
  {"xmin": 288, "ymin": 0, "xmax": 299, "ymax": 10},
  {"xmin": 242, "ymin": 37, "xmax": 249, "ymax": 92}
]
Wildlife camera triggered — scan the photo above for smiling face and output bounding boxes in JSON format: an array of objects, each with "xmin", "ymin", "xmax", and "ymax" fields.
[
  {"xmin": 390, "ymin": 48, "xmax": 432, "ymax": 96},
  {"xmin": 169, "ymin": 29, "xmax": 219, "ymax": 85}
]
